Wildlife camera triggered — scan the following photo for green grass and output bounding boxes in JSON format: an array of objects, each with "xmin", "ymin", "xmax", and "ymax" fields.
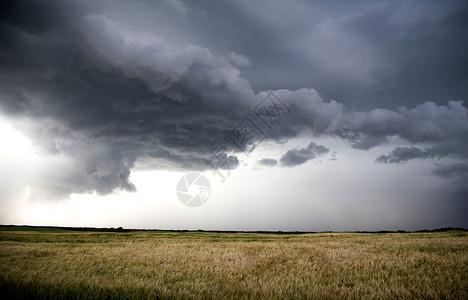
[{"xmin": 0, "ymin": 227, "xmax": 467, "ymax": 299}]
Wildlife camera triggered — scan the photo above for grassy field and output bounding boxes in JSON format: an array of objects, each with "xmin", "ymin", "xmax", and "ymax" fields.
[{"xmin": 0, "ymin": 227, "xmax": 467, "ymax": 299}]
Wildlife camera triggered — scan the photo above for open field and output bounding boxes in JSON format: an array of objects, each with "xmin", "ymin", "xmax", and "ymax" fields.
[{"xmin": 0, "ymin": 227, "xmax": 467, "ymax": 299}]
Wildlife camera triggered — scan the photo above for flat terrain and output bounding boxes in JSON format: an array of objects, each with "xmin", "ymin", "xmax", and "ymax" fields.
[{"xmin": 0, "ymin": 227, "xmax": 467, "ymax": 299}]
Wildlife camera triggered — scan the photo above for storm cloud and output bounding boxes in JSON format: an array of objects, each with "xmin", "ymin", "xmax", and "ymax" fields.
[
  {"xmin": 0, "ymin": 0, "xmax": 254, "ymax": 197},
  {"xmin": 376, "ymin": 146, "xmax": 448, "ymax": 164},
  {"xmin": 280, "ymin": 142, "xmax": 329, "ymax": 167},
  {"xmin": 1, "ymin": 0, "xmax": 467, "ymax": 201},
  {"xmin": 433, "ymin": 163, "xmax": 468, "ymax": 179}
]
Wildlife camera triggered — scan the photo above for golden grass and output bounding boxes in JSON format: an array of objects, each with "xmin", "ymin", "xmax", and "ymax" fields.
[{"xmin": 0, "ymin": 229, "xmax": 467, "ymax": 299}]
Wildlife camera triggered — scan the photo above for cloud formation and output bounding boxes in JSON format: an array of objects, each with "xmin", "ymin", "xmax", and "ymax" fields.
[
  {"xmin": 257, "ymin": 158, "xmax": 278, "ymax": 167},
  {"xmin": 433, "ymin": 163, "xmax": 468, "ymax": 179},
  {"xmin": 1, "ymin": 0, "xmax": 467, "ymax": 201},
  {"xmin": 279, "ymin": 142, "xmax": 329, "ymax": 167},
  {"xmin": 376, "ymin": 146, "xmax": 445, "ymax": 164},
  {"xmin": 270, "ymin": 89, "xmax": 468, "ymax": 153},
  {"xmin": 0, "ymin": 0, "xmax": 255, "ymax": 197}
]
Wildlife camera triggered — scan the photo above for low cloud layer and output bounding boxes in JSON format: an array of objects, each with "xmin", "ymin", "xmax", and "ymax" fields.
[
  {"xmin": 280, "ymin": 142, "xmax": 329, "ymax": 167},
  {"xmin": 376, "ymin": 146, "xmax": 446, "ymax": 164},
  {"xmin": 257, "ymin": 158, "xmax": 278, "ymax": 167},
  {"xmin": 1, "ymin": 0, "xmax": 467, "ymax": 201},
  {"xmin": 433, "ymin": 163, "xmax": 468, "ymax": 179}
]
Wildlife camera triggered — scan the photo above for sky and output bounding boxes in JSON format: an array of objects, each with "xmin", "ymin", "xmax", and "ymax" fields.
[{"xmin": 0, "ymin": 0, "xmax": 467, "ymax": 231}]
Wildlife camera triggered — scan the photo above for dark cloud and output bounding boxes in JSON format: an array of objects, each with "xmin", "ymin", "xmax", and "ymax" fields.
[
  {"xmin": 279, "ymin": 142, "xmax": 329, "ymax": 167},
  {"xmin": 201, "ymin": 0, "xmax": 468, "ymax": 109},
  {"xmin": 375, "ymin": 138, "xmax": 468, "ymax": 164},
  {"xmin": 0, "ymin": 0, "xmax": 62, "ymax": 34},
  {"xmin": 269, "ymin": 89, "xmax": 468, "ymax": 152},
  {"xmin": 433, "ymin": 163, "xmax": 468, "ymax": 179},
  {"xmin": 257, "ymin": 158, "xmax": 278, "ymax": 167},
  {"xmin": 432, "ymin": 163, "xmax": 468, "ymax": 211},
  {"xmin": 0, "ymin": 0, "xmax": 252, "ymax": 197},
  {"xmin": 1, "ymin": 0, "xmax": 468, "ymax": 200},
  {"xmin": 376, "ymin": 147, "xmax": 442, "ymax": 164}
]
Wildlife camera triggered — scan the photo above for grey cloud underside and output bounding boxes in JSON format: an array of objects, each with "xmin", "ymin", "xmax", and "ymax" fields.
[
  {"xmin": 280, "ymin": 142, "xmax": 329, "ymax": 167},
  {"xmin": 1, "ymin": 0, "xmax": 468, "ymax": 198},
  {"xmin": 271, "ymin": 88, "xmax": 468, "ymax": 157},
  {"xmin": 431, "ymin": 163, "xmax": 468, "ymax": 206},
  {"xmin": 433, "ymin": 163, "xmax": 468, "ymax": 179},
  {"xmin": 257, "ymin": 158, "xmax": 278, "ymax": 167},
  {"xmin": 375, "ymin": 142, "xmax": 466, "ymax": 164},
  {"xmin": 0, "ymin": 0, "xmax": 252, "ymax": 196},
  {"xmin": 192, "ymin": 0, "xmax": 468, "ymax": 109}
]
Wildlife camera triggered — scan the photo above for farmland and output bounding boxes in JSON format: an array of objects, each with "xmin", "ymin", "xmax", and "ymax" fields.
[{"xmin": 0, "ymin": 227, "xmax": 467, "ymax": 299}]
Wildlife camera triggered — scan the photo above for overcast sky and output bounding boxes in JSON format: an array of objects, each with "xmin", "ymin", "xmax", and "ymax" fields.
[{"xmin": 0, "ymin": 0, "xmax": 467, "ymax": 231}]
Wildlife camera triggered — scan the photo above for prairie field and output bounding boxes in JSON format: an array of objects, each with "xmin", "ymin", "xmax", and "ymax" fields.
[{"xmin": 0, "ymin": 227, "xmax": 467, "ymax": 299}]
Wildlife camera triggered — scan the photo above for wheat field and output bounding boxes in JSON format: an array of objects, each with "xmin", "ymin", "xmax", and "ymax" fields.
[{"xmin": 0, "ymin": 227, "xmax": 467, "ymax": 299}]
